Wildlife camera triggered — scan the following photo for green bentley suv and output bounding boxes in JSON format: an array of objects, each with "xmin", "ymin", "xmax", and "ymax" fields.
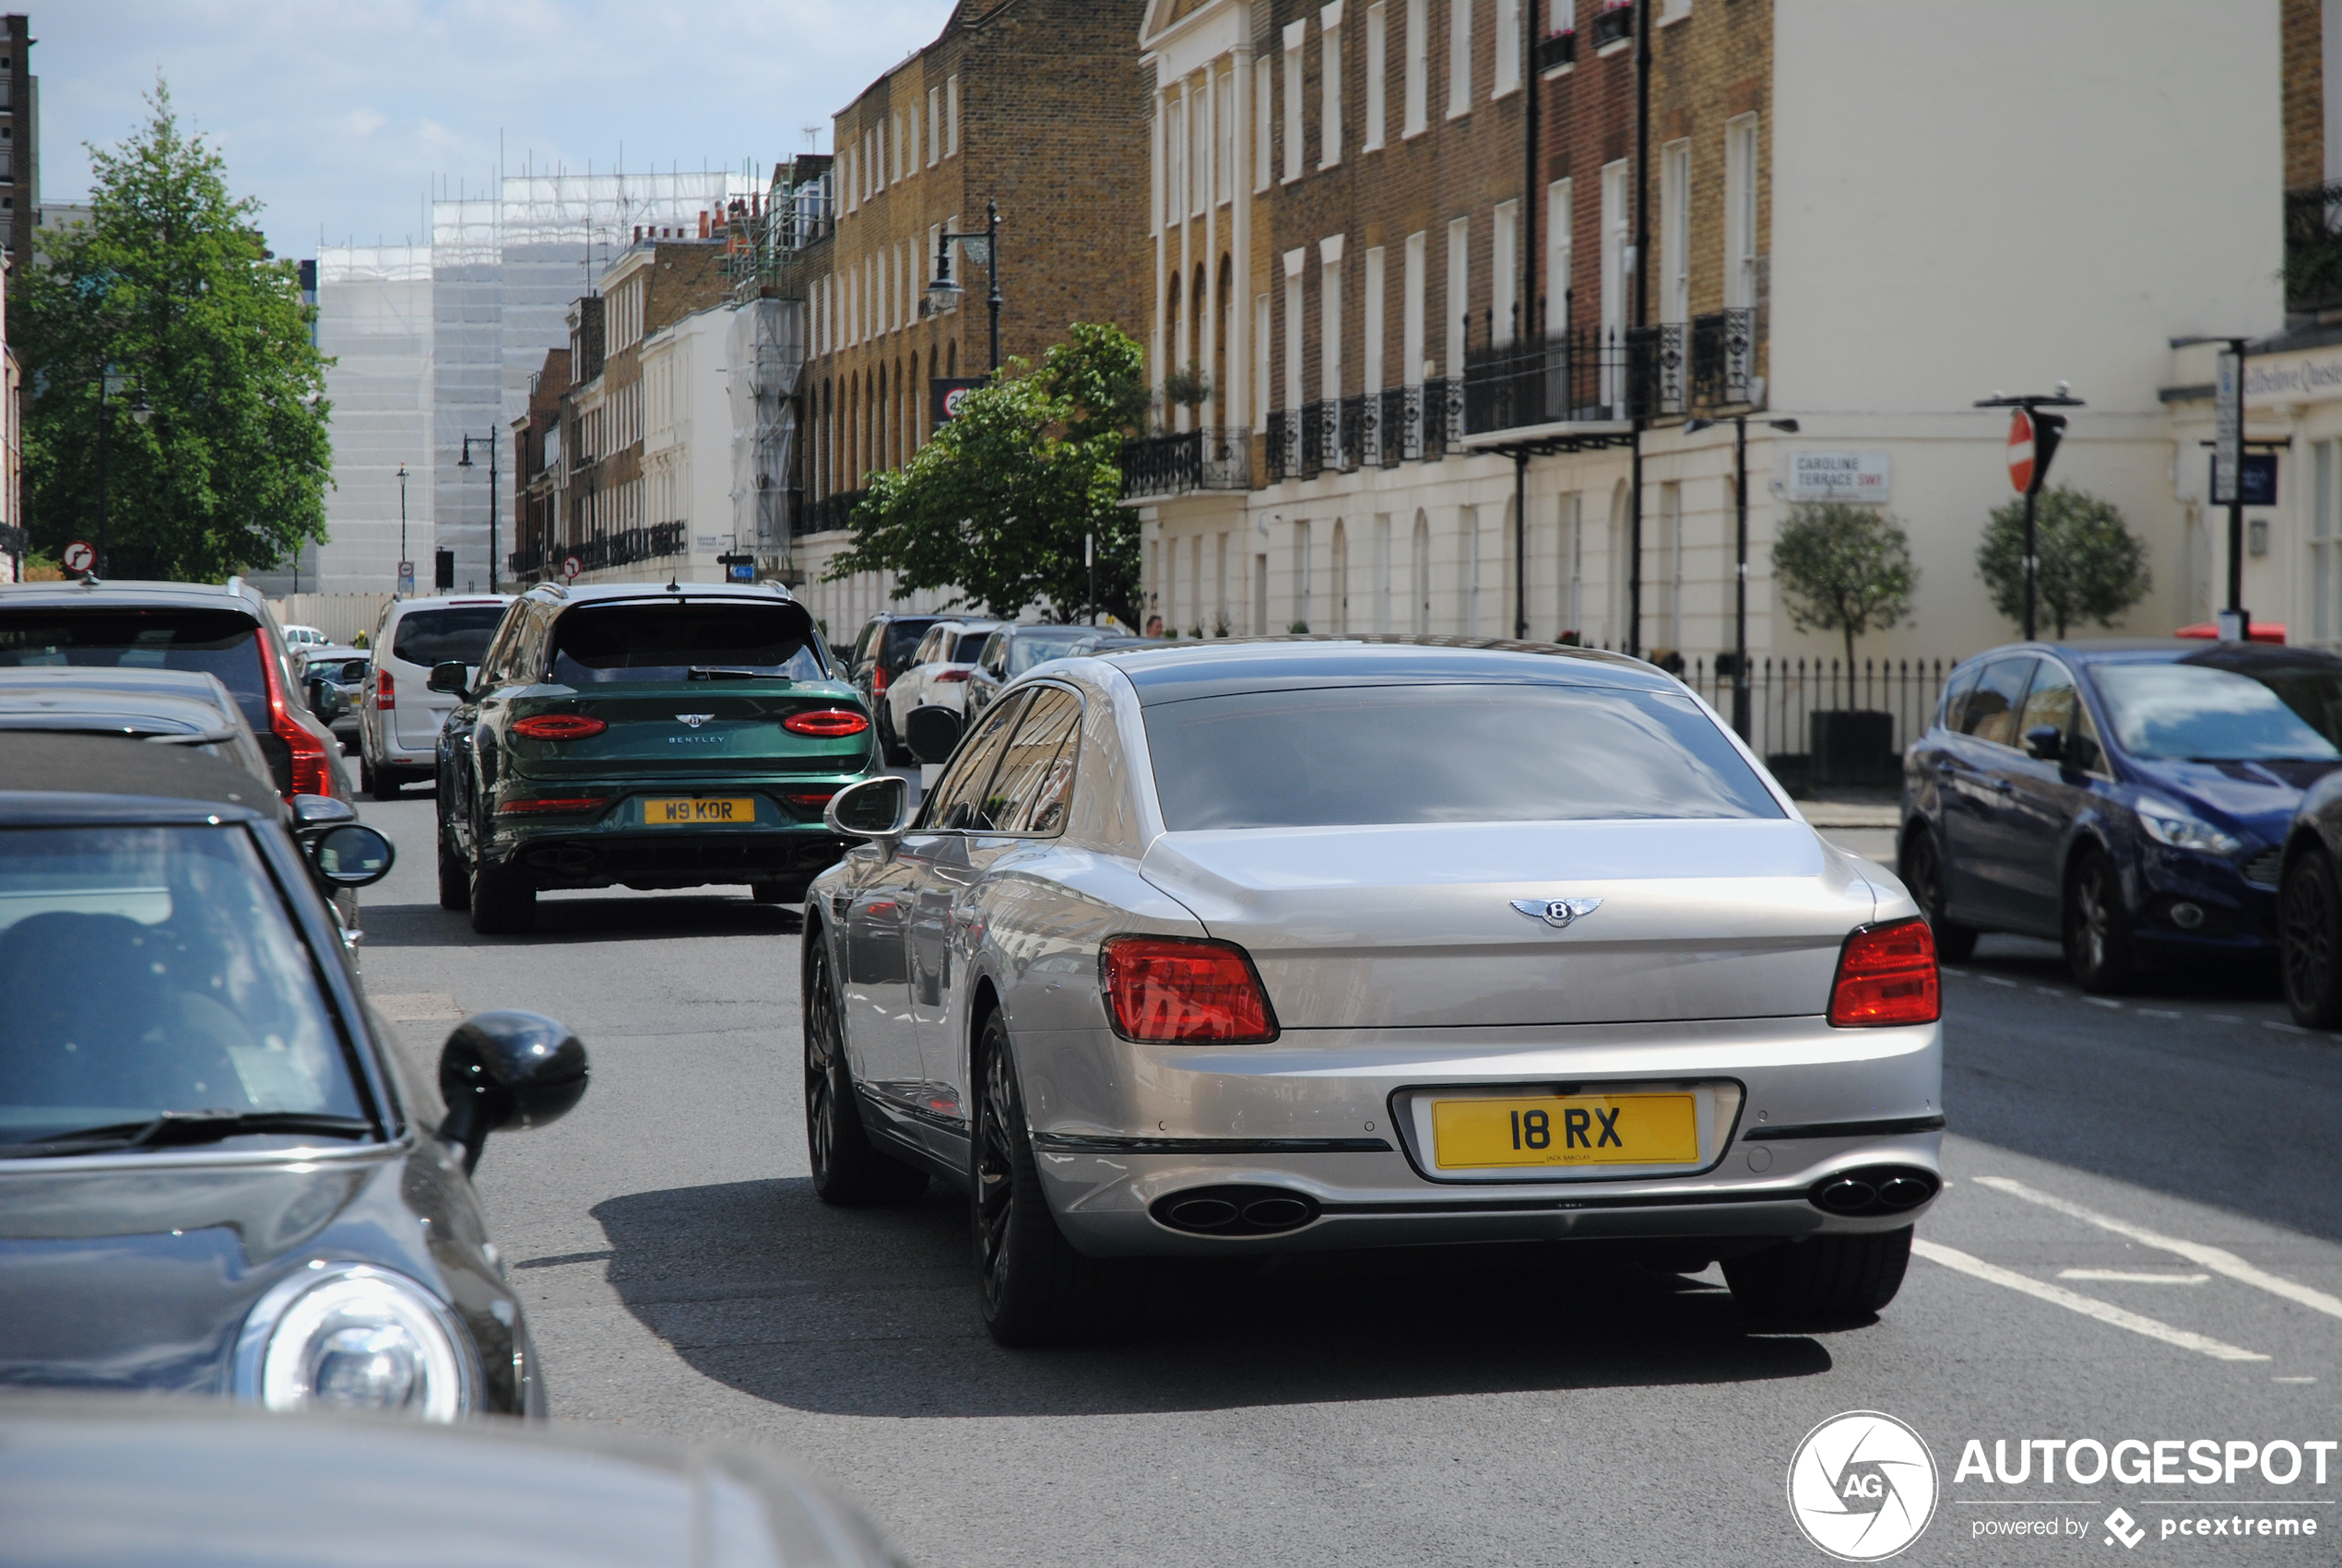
[{"xmin": 433, "ymin": 582, "xmax": 880, "ymax": 933}]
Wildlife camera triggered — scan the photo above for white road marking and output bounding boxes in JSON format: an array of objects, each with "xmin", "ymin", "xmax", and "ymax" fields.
[
  {"xmin": 1982, "ymin": 976, "xmax": 2018, "ymax": 988},
  {"xmin": 2206, "ymin": 1013, "xmax": 2243, "ymax": 1024},
  {"xmin": 1913, "ymin": 1240, "xmax": 2268, "ymax": 1362},
  {"xmin": 2137, "ymin": 1008, "xmax": 2183, "ymax": 1020},
  {"xmin": 1978, "ymin": 1176, "xmax": 2342, "ymax": 1324},
  {"xmin": 2083, "ymin": 997, "xmax": 2123, "ymax": 1009},
  {"xmin": 2057, "ymin": 1268, "xmax": 2210, "ymax": 1284},
  {"xmin": 2265, "ymin": 1020, "xmax": 2312, "ymax": 1035},
  {"xmin": 2275, "ymin": 1376, "xmax": 2320, "ymax": 1385}
]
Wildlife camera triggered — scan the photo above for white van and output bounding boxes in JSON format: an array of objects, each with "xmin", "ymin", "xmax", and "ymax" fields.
[{"xmin": 358, "ymin": 595, "xmax": 513, "ymax": 800}]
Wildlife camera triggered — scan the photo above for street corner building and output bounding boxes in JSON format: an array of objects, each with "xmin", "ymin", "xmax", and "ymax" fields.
[
  {"xmin": 1123, "ymin": 0, "xmax": 2297, "ymax": 764},
  {"xmin": 787, "ymin": 0, "xmax": 1155, "ymax": 641}
]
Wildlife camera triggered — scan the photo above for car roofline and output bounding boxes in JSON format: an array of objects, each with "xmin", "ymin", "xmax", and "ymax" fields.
[{"xmin": 0, "ymin": 790, "xmax": 271, "ymax": 827}]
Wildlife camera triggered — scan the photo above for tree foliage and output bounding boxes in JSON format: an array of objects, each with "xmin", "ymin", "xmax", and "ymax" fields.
[
  {"xmin": 824, "ymin": 323, "xmax": 1147, "ymax": 623},
  {"xmin": 1771, "ymin": 501, "xmax": 1919, "ymax": 668},
  {"xmin": 18, "ymin": 81, "xmax": 331, "ymax": 580},
  {"xmin": 1976, "ymin": 485, "xmax": 2151, "ymax": 638}
]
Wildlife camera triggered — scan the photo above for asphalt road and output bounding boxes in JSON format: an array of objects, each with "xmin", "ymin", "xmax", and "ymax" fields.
[{"xmin": 356, "ymin": 790, "xmax": 2342, "ymax": 1567}]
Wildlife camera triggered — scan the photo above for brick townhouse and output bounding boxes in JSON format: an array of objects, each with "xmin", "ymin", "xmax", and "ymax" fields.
[
  {"xmin": 511, "ymin": 348, "xmax": 570, "ymax": 577},
  {"xmin": 787, "ymin": 0, "xmax": 1153, "ymax": 642}
]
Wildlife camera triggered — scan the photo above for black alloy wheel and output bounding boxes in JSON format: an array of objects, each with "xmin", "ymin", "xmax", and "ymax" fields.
[
  {"xmin": 973, "ymin": 1010, "xmax": 1103, "ymax": 1347},
  {"xmin": 877, "ymin": 700, "xmax": 911, "ymax": 767},
  {"xmin": 435, "ymin": 796, "xmax": 470, "ymax": 912},
  {"xmin": 803, "ymin": 938, "xmax": 929, "ymax": 1204},
  {"xmin": 1898, "ymin": 828, "xmax": 1978, "ymax": 963},
  {"xmin": 370, "ymin": 750, "xmax": 403, "ymax": 803},
  {"xmin": 2279, "ymin": 847, "xmax": 2342, "ymax": 1028},
  {"xmin": 1722, "ymin": 1227, "xmax": 1913, "ymax": 1322},
  {"xmin": 2063, "ymin": 847, "xmax": 2135, "ymax": 994}
]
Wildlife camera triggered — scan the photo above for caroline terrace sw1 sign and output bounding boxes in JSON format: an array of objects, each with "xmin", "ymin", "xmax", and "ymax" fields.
[{"xmin": 1784, "ymin": 451, "xmax": 1893, "ymax": 504}]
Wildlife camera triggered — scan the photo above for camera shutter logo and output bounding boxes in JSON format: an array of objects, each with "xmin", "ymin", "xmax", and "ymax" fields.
[{"xmin": 1787, "ymin": 1411, "xmax": 1938, "ymax": 1561}]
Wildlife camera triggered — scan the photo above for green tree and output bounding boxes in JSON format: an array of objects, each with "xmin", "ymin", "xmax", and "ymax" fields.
[
  {"xmin": 1771, "ymin": 501, "xmax": 1919, "ymax": 669},
  {"xmin": 18, "ymin": 81, "xmax": 330, "ymax": 580},
  {"xmin": 825, "ymin": 323, "xmax": 1146, "ymax": 622},
  {"xmin": 1976, "ymin": 484, "xmax": 2151, "ymax": 638}
]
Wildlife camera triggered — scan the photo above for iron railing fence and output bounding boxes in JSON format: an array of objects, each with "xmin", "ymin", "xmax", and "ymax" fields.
[
  {"xmin": 1689, "ymin": 307, "xmax": 1756, "ymax": 408},
  {"xmin": 513, "ymin": 522, "xmax": 691, "ymax": 582},
  {"xmin": 1591, "ymin": 0, "xmax": 1635, "ymax": 49},
  {"xmin": 797, "ymin": 489, "xmax": 868, "ymax": 536},
  {"xmin": 1119, "ymin": 428, "xmax": 1253, "ymax": 500}
]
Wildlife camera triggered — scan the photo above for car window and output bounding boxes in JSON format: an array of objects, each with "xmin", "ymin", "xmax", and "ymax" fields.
[
  {"xmin": 0, "ymin": 608, "xmax": 270, "ymax": 735},
  {"xmin": 2090, "ymin": 660, "xmax": 2342, "ymax": 762},
  {"xmin": 1009, "ymin": 631, "xmax": 1095, "ymax": 675},
  {"xmin": 887, "ymin": 621, "xmax": 937, "ymax": 670},
  {"xmin": 1938, "ymin": 664, "xmax": 1982, "ymax": 733},
  {"xmin": 851, "ymin": 621, "xmax": 879, "ymax": 666},
  {"xmin": 1956, "ymin": 657, "xmax": 2037, "ymax": 749},
  {"xmin": 0, "ymin": 824, "xmax": 365, "ymax": 1144},
  {"xmin": 911, "ymin": 629, "xmax": 942, "ymax": 666},
  {"xmin": 390, "ymin": 607, "xmax": 506, "ymax": 669},
  {"xmin": 549, "ymin": 600, "xmax": 826, "ymax": 685},
  {"xmin": 1145, "ymin": 683, "xmax": 1784, "ymax": 830},
  {"xmin": 919, "ymin": 692, "xmax": 1030, "ymax": 831},
  {"xmin": 978, "ymin": 686, "xmax": 1083, "ymax": 834},
  {"xmin": 515, "ymin": 604, "xmax": 554, "ymax": 683},
  {"xmin": 950, "ymin": 631, "xmax": 992, "ymax": 662},
  {"xmin": 2015, "ymin": 660, "xmax": 2106, "ymax": 772}
]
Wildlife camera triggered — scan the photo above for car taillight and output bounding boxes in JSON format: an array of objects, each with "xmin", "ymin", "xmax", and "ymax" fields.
[
  {"xmin": 1099, "ymin": 937, "xmax": 1279, "ymax": 1044},
  {"xmin": 1827, "ymin": 917, "xmax": 1941, "ymax": 1027},
  {"xmin": 256, "ymin": 631, "xmax": 331, "ymax": 798},
  {"xmin": 871, "ymin": 666, "xmax": 889, "ymax": 695},
  {"xmin": 783, "ymin": 709, "xmax": 870, "ymax": 737},
  {"xmin": 512, "ymin": 714, "xmax": 609, "ymax": 741},
  {"xmin": 934, "ymin": 668, "xmax": 971, "ymax": 683},
  {"xmin": 375, "ymin": 667, "xmax": 396, "ymax": 711},
  {"xmin": 496, "ymin": 796, "xmax": 609, "ymax": 816},
  {"xmin": 785, "ymin": 790, "xmax": 838, "ymax": 810}
]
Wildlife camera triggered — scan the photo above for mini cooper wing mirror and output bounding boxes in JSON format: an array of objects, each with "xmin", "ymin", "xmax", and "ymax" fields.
[
  {"xmin": 824, "ymin": 775, "xmax": 911, "ymax": 847},
  {"xmin": 2021, "ymin": 725, "xmax": 2064, "ymax": 762},
  {"xmin": 306, "ymin": 823, "xmax": 396, "ymax": 888},
  {"xmin": 436, "ymin": 1010, "xmax": 589, "ymax": 1174},
  {"xmin": 427, "ymin": 660, "xmax": 472, "ymax": 696},
  {"xmin": 905, "ymin": 703, "xmax": 964, "ymax": 766}
]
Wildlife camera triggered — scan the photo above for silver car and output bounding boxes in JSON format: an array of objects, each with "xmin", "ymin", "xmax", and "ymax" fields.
[{"xmin": 804, "ymin": 639, "xmax": 1944, "ymax": 1345}]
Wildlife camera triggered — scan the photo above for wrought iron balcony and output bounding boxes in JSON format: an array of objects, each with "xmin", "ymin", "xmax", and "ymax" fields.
[
  {"xmin": 1591, "ymin": 1, "xmax": 1634, "ymax": 49},
  {"xmin": 1690, "ymin": 307, "xmax": 1756, "ymax": 409},
  {"xmin": 1378, "ymin": 389, "xmax": 1408, "ymax": 467},
  {"xmin": 1120, "ymin": 428, "xmax": 1253, "ymax": 500},
  {"xmin": 1626, "ymin": 323, "xmax": 1686, "ymax": 420},
  {"xmin": 1462, "ymin": 329, "xmax": 1630, "ymax": 433},
  {"xmin": 1535, "ymin": 31, "xmax": 1575, "ymax": 72},
  {"xmin": 1299, "ymin": 401, "xmax": 1330, "ymax": 479},
  {"xmin": 797, "ymin": 489, "xmax": 868, "ymax": 536}
]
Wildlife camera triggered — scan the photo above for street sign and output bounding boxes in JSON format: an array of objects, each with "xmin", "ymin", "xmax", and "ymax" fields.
[
  {"xmin": 562, "ymin": 555, "xmax": 582, "ymax": 583},
  {"xmin": 61, "ymin": 540, "xmax": 95, "ymax": 573},
  {"xmin": 396, "ymin": 560, "xmax": 416, "ymax": 596},
  {"xmin": 931, "ymin": 376, "xmax": 987, "ymax": 426},
  {"xmin": 716, "ymin": 551, "xmax": 755, "ymax": 584},
  {"xmin": 2213, "ymin": 348, "xmax": 2243, "ymax": 504},
  {"xmin": 2210, "ymin": 451, "xmax": 2279, "ymax": 506},
  {"xmin": 2006, "ymin": 412, "xmax": 2034, "ymax": 494}
]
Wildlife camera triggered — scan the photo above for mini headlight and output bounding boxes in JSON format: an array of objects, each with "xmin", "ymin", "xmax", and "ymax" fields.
[
  {"xmin": 233, "ymin": 1263, "xmax": 478, "ymax": 1422},
  {"xmin": 2135, "ymin": 798, "xmax": 2245, "ymax": 858}
]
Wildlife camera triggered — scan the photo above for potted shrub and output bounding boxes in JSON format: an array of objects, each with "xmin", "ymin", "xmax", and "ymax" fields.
[{"xmin": 1771, "ymin": 501, "xmax": 1918, "ymax": 789}]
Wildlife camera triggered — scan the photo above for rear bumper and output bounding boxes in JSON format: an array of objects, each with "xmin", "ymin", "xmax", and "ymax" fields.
[{"xmin": 486, "ymin": 780, "xmax": 865, "ymax": 890}]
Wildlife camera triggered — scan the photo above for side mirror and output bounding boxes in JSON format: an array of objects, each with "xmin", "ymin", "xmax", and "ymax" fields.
[
  {"xmin": 428, "ymin": 661, "xmax": 472, "ymax": 696},
  {"xmin": 2021, "ymin": 725, "xmax": 2064, "ymax": 762},
  {"xmin": 307, "ymin": 677, "xmax": 345, "ymax": 722},
  {"xmin": 905, "ymin": 703, "xmax": 964, "ymax": 766},
  {"xmin": 307, "ymin": 823, "xmax": 396, "ymax": 888},
  {"xmin": 824, "ymin": 775, "xmax": 911, "ymax": 846},
  {"xmin": 436, "ymin": 1010, "xmax": 589, "ymax": 1175}
]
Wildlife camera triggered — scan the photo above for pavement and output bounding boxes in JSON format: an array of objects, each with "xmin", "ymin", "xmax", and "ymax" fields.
[{"xmin": 355, "ymin": 786, "xmax": 2342, "ymax": 1568}]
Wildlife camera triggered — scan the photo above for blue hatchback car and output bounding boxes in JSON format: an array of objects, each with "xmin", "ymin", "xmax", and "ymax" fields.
[{"xmin": 1898, "ymin": 640, "xmax": 2342, "ymax": 991}]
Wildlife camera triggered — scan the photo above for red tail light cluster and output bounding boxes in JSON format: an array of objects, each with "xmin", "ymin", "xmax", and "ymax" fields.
[
  {"xmin": 933, "ymin": 668, "xmax": 971, "ymax": 683},
  {"xmin": 783, "ymin": 709, "xmax": 869, "ymax": 737},
  {"xmin": 255, "ymin": 631, "xmax": 331, "ymax": 798},
  {"xmin": 784, "ymin": 790, "xmax": 838, "ymax": 810},
  {"xmin": 871, "ymin": 666, "xmax": 890, "ymax": 695},
  {"xmin": 512, "ymin": 714, "xmax": 609, "ymax": 741},
  {"xmin": 1099, "ymin": 937, "xmax": 1279, "ymax": 1044},
  {"xmin": 1827, "ymin": 917, "xmax": 1941, "ymax": 1027},
  {"xmin": 375, "ymin": 667, "xmax": 396, "ymax": 711},
  {"xmin": 496, "ymin": 796, "xmax": 609, "ymax": 816}
]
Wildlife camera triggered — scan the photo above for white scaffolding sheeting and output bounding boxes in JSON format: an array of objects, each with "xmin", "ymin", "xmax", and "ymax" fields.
[
  {"xmin": 313, "ymin": 243, "xmax": 433, "ymax": 596},
  {"xmin": 727, "ymin": 297, "xmax": 805, "ymax": 560}
]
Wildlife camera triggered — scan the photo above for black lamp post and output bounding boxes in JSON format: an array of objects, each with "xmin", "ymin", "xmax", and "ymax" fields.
[
  {"xmin": 1973, "ymin": 388, "xmax": 2086, "ymax": 641},
  {"xmin": 1685, "ymin": 413, "xmax": 1801, "ymax": 741},
  {"xmin": 457, "ymin": 430, "xmax": 501, "ymax": 594},
  {"xmin": 928, "ymin": 201, "xmax": 1003, "ymax": 375},
  {"xmin": 396, "ymin": 463, "xmax": 410, "ymax": 596}
]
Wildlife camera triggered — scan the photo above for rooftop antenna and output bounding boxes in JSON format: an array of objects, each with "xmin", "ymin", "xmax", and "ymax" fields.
[{"xmin": 803, "ymin": 124, "xmax": 821, "ymax": 150}]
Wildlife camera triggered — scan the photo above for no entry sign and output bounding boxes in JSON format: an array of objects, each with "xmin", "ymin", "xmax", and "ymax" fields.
[{"xmin": 2006, "ymin": 412, "xmax": 2035, "ymax": 495}]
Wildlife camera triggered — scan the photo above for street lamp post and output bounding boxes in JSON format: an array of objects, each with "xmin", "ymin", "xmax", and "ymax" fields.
[
  {"xmin": 457, "ymin": 430, "xmax": 501, "ymax": 594},
  {"xmin": 1685, "ymin": 413, "xmax": 1801, "ymax": 742},
  {"xmin": 928, "ymin": 202, "xmax": 1003, "ymax": 375},
  {"xmin": 396, "ymin": 464, "xmax": 410, "ymax": 596},
  {"xmin": 2170, "ymin": 335, "xmax": 2255, "ymax": 641}
]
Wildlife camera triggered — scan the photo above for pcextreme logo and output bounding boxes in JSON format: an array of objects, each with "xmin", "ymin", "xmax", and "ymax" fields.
[{"xmin": 1789, "ymin": 1411, "xmax": 1941, "ymax": 1562}]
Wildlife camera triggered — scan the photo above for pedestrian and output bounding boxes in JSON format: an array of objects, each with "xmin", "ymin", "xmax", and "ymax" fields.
[{"xmin": 1144, "ymin": 614, "xmax": 1164, "ymax": 638}]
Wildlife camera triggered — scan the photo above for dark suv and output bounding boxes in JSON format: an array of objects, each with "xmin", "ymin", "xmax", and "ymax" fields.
[
  {"xmin": 435, "ymin": 582, "xmax": 881, "ymax": 932},
  {"xmin": 0, "ymin": 577, "xmax": 349, "ymax": 804},
  {"xmin": 845, "ymin": 613, "xmax": 941, "ymax": 764}
]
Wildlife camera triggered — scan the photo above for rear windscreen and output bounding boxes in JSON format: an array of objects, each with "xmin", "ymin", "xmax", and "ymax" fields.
[
  {"xmin": 1009, "ymin": 631, "xmax": 1094, "ymax": 674},
  {"xmin": 950, "ymin": 631, "xmax": 993, "ymax": 661},
  {"xmin": 1144, "ymin": 683, "xmax": 1784, "ymax": 830},
  {"xmin": 883, "ymin": 620, "xmax": 937, "ymax": 669},
  {"xmin": 550, "ymin": 600, "xmax": 827, "ymax": 684},
  {"xmin": 0, "ymin": 610, "xmax": 268, "ymax": 732},
  {"xmin": 391, "ymin": 607, "xmax": 507, "ymax": 669}
]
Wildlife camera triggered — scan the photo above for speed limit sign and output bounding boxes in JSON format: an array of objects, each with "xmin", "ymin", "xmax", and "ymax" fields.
[{"xmin": 61, "ymin": 540, "xmax": 95, "ymax": 573}]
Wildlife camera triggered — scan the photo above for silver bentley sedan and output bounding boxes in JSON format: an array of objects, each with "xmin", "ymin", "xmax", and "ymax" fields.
[{"xmin": 804, "ymin": 639, "xmax": 1943, "ymax": 1345}]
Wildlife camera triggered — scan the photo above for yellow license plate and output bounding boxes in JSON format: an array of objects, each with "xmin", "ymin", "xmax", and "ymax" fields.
[
  {"xmin": 1431, "ymin": 1093, "xmax": 1699, "ymax": 1170},
  {"xmin": 644, "ymin": 796, "xmax": 757, "ymax": 826}
]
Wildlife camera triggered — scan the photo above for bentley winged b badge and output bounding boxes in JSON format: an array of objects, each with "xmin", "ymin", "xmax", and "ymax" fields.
[
  {"xmin": 675, "ymin": 713, "xmax": 714, "ymax": 728},
  {"xmin": 1510, "ymin": 897, "xmax": 1603, "ymax": 929}
]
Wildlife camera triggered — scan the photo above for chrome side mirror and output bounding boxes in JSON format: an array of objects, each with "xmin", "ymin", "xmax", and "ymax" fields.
[
  {"xmin": 824, "ymin": 775, "xmax": 911, "ymax": 853},
  {"xmin": 436, "ymin": 1010, "xmax": 589, "ymax": 1174}
]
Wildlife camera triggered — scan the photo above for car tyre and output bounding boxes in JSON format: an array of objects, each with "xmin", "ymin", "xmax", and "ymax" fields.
[
  {"xmin": 878, "ymin": 702, "xmax": 911, "ymax": 767},
  {"xmin": 435, "ymin": 802, "xmax": 470, "ymax": 912},
  {"xmin": 2063, "ymin": 846, "xmax": 2135, "ymax": 994},
  {"xmin": 803, "ymin": 938, "xmax": 929, "ymax": 1205},
  {"xmin": 1722, "ymin": 1226, "xmax": 1912, "ymax": 1322},
  {"xmin": 974, "ymin": 1009, "xmax": 1103, "ymax": 1347},
  {"xmin": 469, "ymin": 851, "xmax": 537, "ymax": 935},
  {"xmin": 1898, "ymin": 827, "xmax": 1978, "ymax": 963},
  {"xmin": 2279, "ymin": 846, "xmax": 2342, "ymax": 1028}
]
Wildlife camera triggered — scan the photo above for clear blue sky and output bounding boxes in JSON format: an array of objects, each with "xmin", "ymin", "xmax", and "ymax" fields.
[{"xmin": 34, "ymin": 0, "xmax": 960, "ymax": 259}]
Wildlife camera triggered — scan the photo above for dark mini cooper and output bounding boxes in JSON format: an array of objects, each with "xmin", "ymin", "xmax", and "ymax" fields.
[
  {"xmin": 0, "ymin": 734, "xmax": 587, "ymax": 1418},
  {"xmin": 434, "ymin": 582, "xmax": 880, "ymax": 932}
]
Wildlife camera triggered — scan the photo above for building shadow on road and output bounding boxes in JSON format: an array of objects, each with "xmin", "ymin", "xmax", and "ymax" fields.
[
  {"xmin": 360, "ymin": 894, "xmax": 802, "ymax": 949},
  {"xmin": 582, "ymin": 1177, "xmax": 1837, "ymax": 1420}
]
